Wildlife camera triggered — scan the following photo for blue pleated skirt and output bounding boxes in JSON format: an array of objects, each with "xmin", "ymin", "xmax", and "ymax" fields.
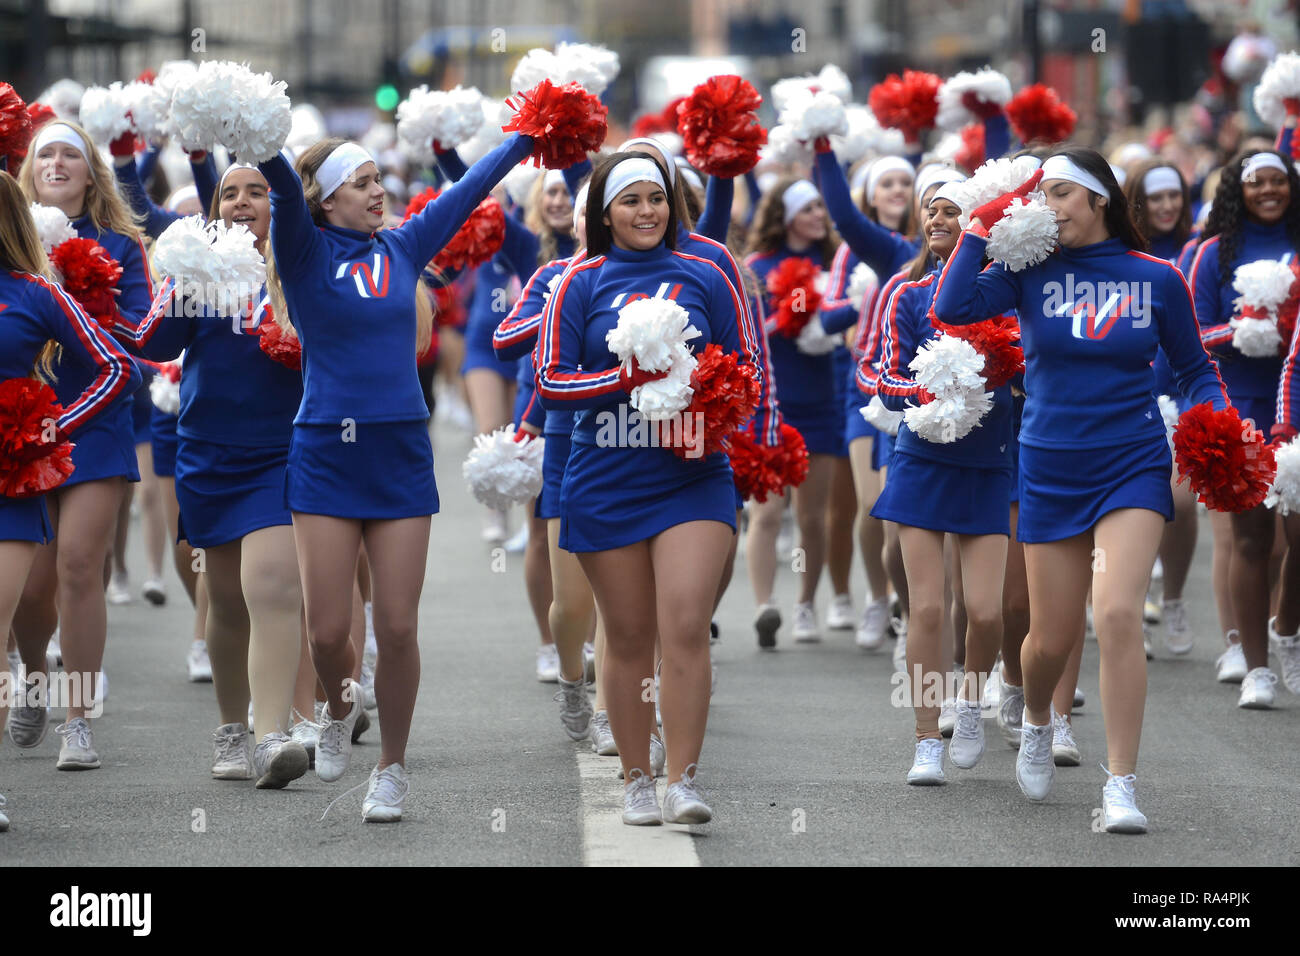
[
  {"xmin": 151, "ymin": 407, "xmax": 178, "ymax": 478},
  {"xmin": 131, "ymin": 384, "xmax": 153, "ymax": 445},
  {"xmin": 871, "ymin": 450, "xmax": 1011, "ymax": 536},
  {"xmin": 286, "ymin": 421, "xmax": 438, "ymax": 520},
  {"xmin": 64, "ymin": 404, "xmax": 140, "ymax": 487},
  {"xmin": 873, "ymin": 429, "xmax": 895, "ymax": 472},
  {"xmin": 175, "ymin": 438, "xmax": 292, "ymax": 548},
  {"xmin": 0, "ymin": 496, "xmax": 53, "ymax": 543},
  {"xmin": 781, "ymin": 399, "xmax": 845, "ymax": 457},
  {"xmin": 536, "ymin": 431, "xmax": 571, "ymax": 521}
]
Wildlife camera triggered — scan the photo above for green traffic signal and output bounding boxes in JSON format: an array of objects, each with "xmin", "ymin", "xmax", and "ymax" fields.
[{"xmin": 375, "ymin": 84, "xmax": 400, "ymax": 111}]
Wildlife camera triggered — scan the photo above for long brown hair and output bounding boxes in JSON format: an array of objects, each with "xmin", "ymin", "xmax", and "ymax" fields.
[
  {"xmin": 584, "ymin": 152, "xmax": 681, "ymax": 257},
  {"xmin": 264, "ymin": 139, "xmax": 431, "ymax": 355},
  {"xmin": 1125, "ymin": 158, "xmax": 1192, "ymax": 247},
  {"xmin": 0, "ymin": 171, "xmax": 61, "ymax": 379},
  {"xmin": 745, "ymin": 175, "xmax": 840, "ymax": 262},
  {"xmin": 17, "ymin": 120, "xmax": 141, "ymax": 239}
]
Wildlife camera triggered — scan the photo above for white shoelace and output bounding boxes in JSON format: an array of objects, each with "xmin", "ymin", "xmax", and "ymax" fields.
[
  {"xmin": 57, "ymin": 720, "xmax": 92, "ymax": 751},
  {"xmin": 625, "ymin": 770, "xmax": 657, "ymax": 811},
  {"xmin": 1101, "ymin": 765, "xmax": 1139, "ymax": 807},
  {"xmin": 317, "ymin": 711, "xmax": 347, "ymax": 754},
  {"xmin": 367, "ymin": 766, "xmax": 407, "ymax": 806},
  {"xmin": 1244, "ymin": 669, "xmax": 1278, "ymax": 693},
  {"xmin": 1052, "ymin": 713, "xmax": 1076, "ymax": 747},
  {"xmin": 1023, "ymin": 722, "xmax": 1053, "ymax": 763},
  {"xmin": 213, "ymin": 727, "xmax": 246, "ymax": 763},
  {"xmin": 953, "ymin": 701, "xmax": 981, "ymax": 740},
  {"xmin": 915, "ymin": 738, "xmax": 943, "ymax": 766}
]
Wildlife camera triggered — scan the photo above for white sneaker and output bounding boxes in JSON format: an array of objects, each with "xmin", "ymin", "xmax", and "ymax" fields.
[
  {"xmin": 938, "ymin": 697, "xmax": 957, "ymax": 738},
  {"xmin": 754, "ymin": 604, "xmax": 781, "ymax": 650},
  {"xmin": 8, "ymin": 678, "xmax": 49, "ymax": 748},
  {"xmin": 1143, "ymin": 599, "xmax": 1161, "ymax": 625},
  {"xmin": 554, "ymin": 674, "xmax": 593, "ymax": 741},
  {"xmin": 650, "ymin": 733, "xmax": 665, "ymax": 777},
  {"xmin": 106, "ymin": 572, "xmax": 132, "ymax": 605},
  {"xmin": 982, "ymin": 662, "xmax": 1003, "ymax": 711},
  {"xmin": 1151, "ymin": 556, "xmax": 1163, "ymax": 581},
  {"xmin": 54, "ymin": 718, "xmax": 100, "ymax": 770},
  {"xmin": 855, "ymin": 597, "xmax": 890, "ymax": 650},
  {"xmin": 360, "ymin": 657, "xmax": 377, "ymax": 710},
  {"xmin": 906, "ymin": 738, "xmax": 946, "ymax": 785},
  {"xmin": 141, "ymin": 577, "xmax": 166, "ymax": 606},
  {"xmin": 662, "ymin": 764, "xmax": 712, "ymax": 824},
  {"xmin": 1268, "ymin": 617, "xmax": 1300, "ymax": 693},
  {"xmin": 1216, "ymin": 636, "xmax": 1248, "ymax": 684},
  {"xmin": 949, "ymin": 699, "xmax": 985, "ymax": 769},
  {"xmin": 826, "ymin": 593, "xmax": 854, "ymax": 630},
  {"xmin": 622, "ymin": 768, "xmax": 661, "ymax": 826},
  {"xmin": 252, "ymin": 732, "xmax": 309, "ymax": 789},
  {"xmin": 47, "ymin": 629, "xmax": 61, "ymax": 669},
  {"xmin": 998, "ymin": 681, "xmax": 1025, "ymax": 747},
  {"xmin": 1052, "ymin": 712, "xmax": 1080, "ymax": 766},
  {"xmin": 792, "ymin": 602, "xmax": 820, "ymax": 643},
  {"xmin": 1101, "ymin": 767, "xmax": 1148, "ymax": 833},
  {"xmin": 503, "ymin": 522, "xmax": 529, "ymax": 554},
  {"xmin": 892, "ymin": 620, "xmax": 908, "ymax": 676},
  {"xmin": 535, "ymin": 643, "xmax": 559, "ymax": 682},
  {"xmin": 1073, "ymin": 686, "xmax": 1085, "ymax": 708},
  {"xmin": 589, "ymin": 711, "xmax": 617, "ymax": 755},
  {"xmin": 1162, "ymin": 599, "xmax": 1193, "ymax": 654},
  {"xmin": 1238, "ymin": 667, "xmax": 1278, "ymax": 709},
  {"xmin": 290, "ymin": 711, "xmax": 320, "ymax": 767},
  {"xmin": 363, "ymin": 601, "xmax": 377, "ymax": 661},
  {"xmin": 211, "ymin": 722, "xmax": 252, "ymax": 779},
  {"xmin": 1015, "ymin": 719, "xmax": 1054, "ymax": 800},
  {"xmin": 362, "ymin": 763, "xmax": 409, "ymax": 822},
  {"xmin": 315, "ymin": 680, "xmax": 364, "ymax": 783},
  {"xmin": 187, "ymin": 640, "xmax": 212, "ymax": 682}
]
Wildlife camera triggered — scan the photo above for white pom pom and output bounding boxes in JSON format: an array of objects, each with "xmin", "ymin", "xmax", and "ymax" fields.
[
  {"xmin": 631, "ymin": 349, "xmax": 696, "ymax": 420},
  {"xmin": 285, "ymin": 104, "xmax": 327, "ymax": 154},
  {"xmin": 79, "ymin": 83, "xmax": 133, "ymax": 144},
  {"xmin": 167, "ymin": 61, "xmax": 235, "ymax": 152},
  {"xmin": 1157, "ymin": 394, "xmax": 1180, "ymax": 451},
  {"xmin": 120, "ymin": 81, "xmax": 169, "ymax": 143},
  {"xmin": 935, "ymin": 68, "xmax": 1012, "ymax": 132},
  {"xmin": 903, "ymin": 389, "xmax": 993, "ymax": 443},
  {"xmin": 556, "ymin": 42, "xmax": 621, "ymax": 95},
  {"xmin": 37, "ymin": 78, "xmax": 85, "ymax": 120},
  {"xmin": 1232, "ymin": 259, "xmax": 1295, "ymax": 311},
  {"xmin": 986, "ymin": 198, "xmax": 1058, "ymax": 272},
  {"xmin": 815, "ymin": 65, "xmax": 853, "ymax": 103},
  {"xmin": 462, "ymin": 426, "xmax": 546, "ymax": 510},
  {"xmin": 861, "ymin": 395, "xmax": 903, "ymax": 436},
  {"xmin": 771, "ymin": 65, "xmax": 853, "ymax": 114},
  {"xmin": 396, "ymin": 85, "xmax": 484, "ymax": 165},
  {"xmin": 1224, "ymin": 33, "xmax": 1277, "ymax": 85},
  {"xmin": 458, "ymin": 99, "xmax": 512, "ymax": 165},
  {"xmin": 503, "ymin": 163, "xmax": 542, "ymax": 207},
  {"xmin": 1231, "ymin": 317, "xmax": 1284, "ymax": 357},
  {"xmin": 171, "ymin": 61, "xmax": 290, "ymax": 161},
  {"xmin": 1266, "ymin": 437, "xmax": 1300, "ymax": 515},
  {"xmin": 29, "ymin": 203, "xmax": 77, "ymax": 253},
  {"xmin": 847, "ymin": 262, "xmax": 878, "ymax": 309},
  {"xmin": 511, "ymin": 49, "xmax": 561, "ymax": 94},
  {"xmin": 154, "ymin": 60, "xmax": 198, "ymax": 104},
  {"xmin": 778, "ymin": 88, "xmax": 848, "ymax": 142},
  {"xmin": 760, "ymin": 124, "xmax": 813, "ymax": 167},
  {"xmin": 1254, "ymin": 52, "xmax": 1300, "ymax": 129},
  {"xmin": 606, "ymin": 297, "xmax": 702, "ymax": 372},
  {"xmin": 149, "ymin": 371, "xmax": 181, "ymax": 415},
  {"xmin": 795, "ymin": 315, "xmax": 840, "ymax": 355},
  {"xmin": 951, "ymin": 155, "xmax": 1044, "ymax": 229},
  {"xmin": 223, "ymin": 64, "xmax": 292, "ymax": 163},
  {"xmin": 909, "ymin": 334, "xmax": 987, "ymax": 398},
  {"xmin": 931, "ymin": 131, "xmax": 963, "ymax": 166},
  {"xmin": 152, "ymin": 216, "xmax": 267, "ymax": 316}
]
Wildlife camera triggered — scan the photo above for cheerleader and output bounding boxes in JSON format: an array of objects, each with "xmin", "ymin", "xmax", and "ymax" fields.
[
  {"xmin": 871, "ymin": 181, "xmax": 1013, "ymax": 783},
  {"xmin": 537, "ymin": 152, "xmax": 753, "ymax": 824},
  {"xmin": 1190, "ymin": 148, "xmax": 1300, "ymax": 707},
  {"xmin": 259, "ymin": 129, "xmax": 535, "ymax": 821},
  {"xmin": 0, "ymin": 172, "xmax": 140, "ymax": 808},
  {"xmin": 12, "ymin": 120, "xmax": 152, "ymax": 769},
  {"xmin": 931, "ymin": 148, "xmax": 1230, "ymax": 832}
]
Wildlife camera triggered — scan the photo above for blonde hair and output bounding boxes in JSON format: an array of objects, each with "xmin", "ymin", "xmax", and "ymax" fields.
[
  {"xmin": 264, "ymin": 138, "xmax": 431, "ymax": 356},
  {"xmin": 0, "ymin": 171, "xmax": 61, "ymax": 380},
  {"xmin": 524, "ymin": 173, "xmax": 573, "ymax": 269},
  {"xmin": 17, "ymin": 119, "xmax": 142, "ymax": 239}
]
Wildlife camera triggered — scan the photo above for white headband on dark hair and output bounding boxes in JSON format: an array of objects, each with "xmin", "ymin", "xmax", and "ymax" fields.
[
  {"xmin": 1041, "ymin": 154, "xmax": 1109, "ymax": 198},
  {"xmin": 1142, "ymin": 166, "xmax": 1181, "ymax": 196},
  {"xmin": 603, "ymin": 157, "xmax": 666, "ymax": 209},
  {"xmin": 33, "ymin": 123, "xmax": 89, "ymax": 161},
  {"xmin": 781, "ymin": 180, "xmax": 821, "ymax": 225},
  {"xmin": 618, "ymin": 138, "xmax": 676, "ymax": 185},
  {"xmin": 914, "ymin": 165, "xmax": 964, "ymax": 204},
  {"xmin": 929, "ymin": 181, "xmax": 967, "ymax": 211},
  {"xmin": 317, "ymin": 143, "xmax": 376, "ymax": 200},
  {"xmin": 572, "ymin": 182, "xmax": 589, "ymax": 231},
  {"xmin": 1242, "ymin": 152, "xmax": 1288, "ymax": 183},
  {"xmin": 866, "ymin": 156, "xmax": 915, "ymax": 204}
]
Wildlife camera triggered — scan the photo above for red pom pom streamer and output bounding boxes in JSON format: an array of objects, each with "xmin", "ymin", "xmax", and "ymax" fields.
[
  {"xmin": 503, "ymin": 80, "xmax": 608, "ymax": 170},
  {"xmin": 1006, "ymin": 84, "xmax": 1077, "ymax": 146},
  {"xmin": 257, "ymin": 318, "xmax": 302, "ymax": 370},
  {"xmin": 1173, "ymin": 402, "xmax": 1276, "ymax": 512},
  {"xmin": 658, "ymin": 345, "xmax": 760, "ymax": 460},
  {"xmin": 932, "ymin": 313, "xmax": 1024, "ymax": 390},
  {"xmin": 728, "ymin": 422, "xmax": 810, "ymax": 502},
  {"xmin": 676, "ymin": 75, "xmax": 767, "ymax": 178},
  {"xmin": 955, "ymin": 123, "xmax": 985, "ymax": 174},
  {"xmin": 432, "ymin": 282, "xmax": 466, "ymax": 329},
  {"xmin": 0, "ymin": 378, "xmax": 75, "ymax": 498},
  {"xmin": 868, "ymin": 70, "xmax": 941, "ymax": 142},
  {"xmin": 1277, "ymin": 262, "xmax": 1300, "ymax": 348},
  {"xmin": 632, "ymin": 97, "xmax": 687, "ymax": 139},
  {"xmin": 437, "ymin": 197, "xmax": 506, "ymax": 273},
  {"xmin": 48, "ymin": 238, "xmax": 123, "ymax": 330},
  {"xmin": 0, "ymin": 82, "xmax": 32, "ymax": 170},
  {"xmin": 766, "ymin": 257, "xmax": 823, "ymax": 338}
]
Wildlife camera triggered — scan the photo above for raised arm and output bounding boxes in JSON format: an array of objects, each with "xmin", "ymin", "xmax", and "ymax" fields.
[
  {"xmin": 114, "ymin": 157, "xmax": 175, "ymax": 239},
  {"xmin": 258, "ymin": 150, "xmax": 321, "ymax": 280},
  {"xmin": 696, "ymin": 173, "xmax": 734, "ymax": 243},
  {"xmin": 984, "ymin": 111, "xmax": 1011, "ymax": 162},
  {"xmin": 928, "ymin": 231, "xmax": 1020, "ymax": 326},
  {"xmin": 820, "ymin": 244, "xmax": 870, "ymax": 335},
  {"xmin": 193, "ymin": 152, "xmax": 218, "ymax": 216},
  {"xmin": 112, "ymin": 277, "xmax": 194, "ymax": 361},
  {"xmin": 814, "ymin": 147, "xmax": 916, "ymax": 277},
  {"xmin": 874, "ymin": 281, "xmax": 927, "ymax": 411}
]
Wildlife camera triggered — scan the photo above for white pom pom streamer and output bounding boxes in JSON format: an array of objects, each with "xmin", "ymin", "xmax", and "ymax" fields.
[
  {"xmin": 1232, "ymin": 259, "xmax": 1295, "ymax": 312},
  {"xmin": 462, "ymin": 426, "xmax": 546, "ymax": 511},
  {"xmin": 79, "ymin": 83, "xmax": 133, "ymax": 145},
  {"xmin": 1224, "ymin": 33, "xmax": 1277, "ymax": 85},
  {"xmin": 396, "ymin": 85, "xmax": 484, "ymax": 166},
  {"xmin": 902, "ymin": 334, "xmax": 993, "ymax": 443},
  {"xmin": 29, "ymin": 203, "xmax": 77, "ymax": 253},
  {"xmin": 935, "ymin": 68, "xmax": 1012, "ymax": 132},
  {"xmin": 1266, "ymin": 437, "xmax": 1300, "ymax": 515},
  {"xmin": 154, "ymin": 60, "xmax": 198, "ymax": 104},
  {"xmin": 832, "ymin": 107, "xmax": 902, "ymax": 164},
  {"xmin": 458, "ymin": 99, "xmax": 512, "ymax": 166},
  {"xmin": 502, "ymin": 163, "xmax": 542, "ymax": 207},
  {"xmin": 847, "ymin": 262, "xmax": 878, "ymax": 310},
  {"xmin": 170, "ymin": 61, "xmax": 291, "ymax": 161},
  {"xmin": 150, "ymin": 370, "xmax": 181, "ymax": 415},
  {"xmin": 152, "ymin": 216, "xmax": 267, "ymax": 316},
  {"xmin": 931, "ymin": 131, "xmax": 963, "ymax": 167},
  {"xmin": 1231, "ymin": 317, "xmax": 1284, "ymax": 357},
  {"xmin": 778, "ymin": 88, "xmax": 848, "ymax": 142},
  {"xmin": 861, "ymin": 395, "xmax": 903, "ymax": 436},
  {"xmin": 986, "ymin": 198, "xmax": 1058, "ymax": 272},
  {"xmin": 631, "ymin": 352, "xmax": 696, "ymax": 420},
  {"xmin": 950, "ymin": 155, "xmax": 1044, "ymax": 229},
  {"xmin": 760, "ymin": 124, "xmax": 813, "ymax": 167},
  {"xmin": 1254, "ymin": 52, "xmax": 1300, "ymax": 129},
  {"xmin": 606, "ymin": 297, "xmax": 702, "ymax": 421},
  {"xmin": 120, "ymin": 81, "xmax": 169, "ymax": 143},
  {"xmin": 555, "ymin": 42, "xmax": 621, "ymax": 93},
  {"xmin": 37, "ymin": 79, "xmax": 85, "ymax": 120},
  {"xmin": 904, "ymin": 388, "xmax": 994, "ymax": 443},
  {"xmin": 795, "ymin": 315, "xmax": 840, "ymax": 355},
  {"xmin": 771, "ymin": 64, "xmax": 853, "ymax": 113},
  {"xmin": 511, "ymin": 45, "xmax": 614, "ymax": 95},
  {"xmin": 1157, "ymin": 394, "xmax": 1179, "ymax": 451}
]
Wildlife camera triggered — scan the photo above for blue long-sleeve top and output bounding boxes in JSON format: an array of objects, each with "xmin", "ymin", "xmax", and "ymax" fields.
[
  {"xmin": 676, "ymin": 224, "xmax": 763, "ymax": 390},
  {"xmin": 855, "ymin": 267, "xmax": 912, "ymax": 395},
  {"xmin": 815, "ymin": 149, "xmax": 920, "ymax": 280},
  {"xmin": 875, "ymin": 268, "xmax": 1012, "ymax": 467},
  {"xmin": 821, "ymin": 243, "xmax": 876, "ymax": 335},
  {"xmin": 0, "ymin": 269, "xmax": 140, "ymax": 434},
  {"xmin": 118, "ymin": 281, "xmax": 301, "ymax": 447},
  {"xmin": 1175, "ymin": 233, "xmax": 1202, "ymax": 277},
  {"xmin": 114, "ymin": 155, "xmax": 218, "ymax": 239},
  {"xmin": 258, "ymin": 132, "xmax": 533, "ymax": 425},
  {"xmin": 1188, "ymin": 220, "xmax": 1296, "ymax": 399},
  {"xmin": 745, "ymin": 244, "xmax": 836, "ymax": 407},
  {"xmin": 536, "ymin": 242, "xmax": 750, "ymax": 448},
  {"xmin": 984, "ymin": 112, "xmax": 1011, "ymax": 163},
  {"xmin": 136, "ymin": 147, "xmax": 159, "ymax": 184},
  {"xmin": 696, "ymin": 174, "xmax": 732, "ymax": 243},
  {"xmin": 930, "ymin": 231, "xmax": 1228, "ymax": 449},
  {"xmin": 1148, "ymin": 229, "xmax": 1188, "ymax": 396},
  {"xmin": 496, "ymin": 256, "xmax": 575, "ymax": 438}
]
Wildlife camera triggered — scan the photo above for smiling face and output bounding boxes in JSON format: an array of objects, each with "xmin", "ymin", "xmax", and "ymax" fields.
[
  {"xmin": 872, "ymin": 171, "xmax": 913, "ymax": 230},
  {"xmin": 787, "ymin": 198, "xmax": 829, "ymax": 248},
  {"xmin": 1042, "ymin": 179, "xmax": 1110, "ymax": 248},
  {"xmin": 541, "ymin": 181, "xmax": 573, "ymax": 233},
  {"xmin": 320, "ymin": 161, "xmax": 385, "ymax": 233},
  {"xmin": 1242, "ymin": 165, "xmax": 1290, "ymax": 225},
  {"xmin": 603, "ymin": 179, "xmax": 668, "ymax": 251},
  {"xmin": 924, "ymin": 198, "xmax": 962, "ymax": 261},
  {"xmin": 219, "ymin": 168, "xmax": 271, "ymax": 244},
  {"xmin": 1145, "ymin": 188, "xmax": 1183, "ymax": 234},
  {"xmin": 33, "ymin": 142, "xmax": 92, "ymax": 217}
]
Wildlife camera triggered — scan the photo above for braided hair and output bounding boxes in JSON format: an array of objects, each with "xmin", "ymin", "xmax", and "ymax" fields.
[{"xmin": 1203, "ymin": 148, "xmax": 1300, "ymax": 288}]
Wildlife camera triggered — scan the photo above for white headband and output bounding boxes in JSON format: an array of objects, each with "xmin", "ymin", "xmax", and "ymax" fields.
[
  {"xmin": 866, "ymin": 156, "xmax": 915, "ymax": 204},
  {"xmin": 618, "ymin": 138, "xmax": 676, "ymax": 185},
  {"xmin": 317, "ymin": 143, "xmax": 376, "ymax": 200},
  {"xmin": 572, "ymin": 182, "xmax": 589, "ymax": 231},
  {"xmin": 781, "ymin": 180, "xmax": 821, "ymax": 225},
  {"xmin": 914, "ymin": 165, "xmax": 964, "ymax": 204},
  {"xmin": 165, "ymin": 185, "xmax": 198, "ymax": 212},
  {"xmin": 1110, "ymin": 164, "xmax": 1127, "ymax": 187},
  {"xmin": 1041, "ymin": 154, "xmax": 1109, "ymax": 198},
  {"xmin": 929, "ymin": 181, "xmax": 967, "ymax": 211},
  {"xmin": 218, "ymin": 161, "xmax": 260, "ymax": 193},
  {"xmin": 1142, "ymin": 166, "xmax": 1182, "ymax": 196},
  {"xmin": 1242, "ymin": 152, "xmax": 1289, "ymax": 183},
  {"xmin": 542, "ymin": 169, "xmax": 566, "ymax": 191},
  {"xmin": 675, "ymin": 160, "xmax": 703, "ymax": 193},
  {"xmin": 850, "ymin": 163, "xmax": 872, "ymax": 194},
  {"xmin": 603, "ymin": 157, "xmax": 666, "ymax": 209},
  {"xmin": 32, "ymin": 123, "xmax": 89, "ymax": 161}
]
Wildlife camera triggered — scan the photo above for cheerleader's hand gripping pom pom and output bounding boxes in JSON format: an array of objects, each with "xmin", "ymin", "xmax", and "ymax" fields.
[
  {"xmin": 48, "ymin": 238, "xmax": 123, "ymax": 330},
  {"xmin": 795, "ymin": 315, "xmax": 840, "ymax": 355},
  {"xmin": 149, "ymin": 366, "xmax": 181, "ymax": 415},
  {"xmin": 152, "ymin": 216, "xmax": 267, "ymax": 316},
  {"xmin": 462, "ymin": 424, "xmax": 546, "ymax": 511},
  {"xmin": 0, "ymin": 379, "xmax": 75, "ymax": 499},
  {"xmin": 619, "ymin": 357, "xmax": 670, "ymax": 392},
  {"xmin": 778, "ymin": 88, "xmax": 848, "ymax": 143},
  {"xmin": 29, "ymin": 203, "xmax": 77, "ymax": 253},
  {"xmin": 986, "ymin": 198, "xmax": 1058, "ymax": 272},
  {"xmin": 932, "ymin": 314, "xmax": 1023, "ymax": 389},
  {"xmin": 969, "ymin": 168, "xmax": 1044, "ymax": 231},
  {"xmin": 606, "ymin": 296, "xmax": 702, "ymax": 374},
  {"xmin": 728, "ymin": 423, "xmax": 810, "ymax": 502},
  {"xmin": 935, "ymin": 68, "xmax": 1012, "ymax": 130},
  {"xmin": 676, "ymin": 75, "xmax": 767, "ymax": 178},
  {"xmin": 1173, "ymin": 403, "xmax": 1276, "ymax": 513},
  {"xmin": 904, "ymin": 388, "xmax": 993, "ymax": 444},
  {"xmin": 502, "ymin": 80, "xmax": 608, "ymax": 170},
  {"xmin": 1266, "ymin": 437, "xmax": 1300, "ymax": 515}
]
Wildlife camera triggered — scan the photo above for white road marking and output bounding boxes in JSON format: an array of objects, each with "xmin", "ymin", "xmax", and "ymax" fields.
[{"xmin": 576, "ymin": 750, "xmax": 701, "ymax": 867}]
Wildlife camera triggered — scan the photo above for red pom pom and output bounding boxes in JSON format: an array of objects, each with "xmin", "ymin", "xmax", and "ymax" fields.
[
  {"xmin": 955, "ymin": 123, "xmax": 986, "ymax": 174},
  {"xmin": 159, "ymin": 361, "xmax": 181, "ymax": 384},
  {"xmin": 432, "ymin": 283, "xmax": 466, "ymax": 329},
  {"xmin": 631, "ymin": 97, "xmax": 686, "ymax": 139},
  {"xmin": 0, "ymin": 82, "xmax": 32, "ymax": 168},
  {"xmin": 403, "ymin": 187, "xmax": 437, "ymax": 220},
  {"xmin": 676, "ymin": 75, "xmax": 767, "ymax": 178},
  {"xmin": 659, "ymin": 345, "xmax": 760, "ymax": 460},
  {"xmin": 728, "ymin": 422, "xmax": 810, "ymax": 502},
  {"xmin": 868, "ymin": 70, "xmax": 941, "ymax": 142},
  {"xmin": 766, "ymin": 257, "xmax": 823, "ymax": 338},
  {"xmin": 48, "ymin": 238, "xmax": 123, "ymax": 329},
  {"xmin": 257, "ymin": 318, "xmax": 302, "ymax": 370},
  {"xmin": 1173, "ymin": 402, "xmax": 1276, "ymax": 512},
  {"xmin": 932, "ymin": 313, "xmax": 1024, "ymax": 389},
  {"xmin": 1006, "ymin": 84, "xmax": 1077, "ymax": 146},
  {"xmin": 436, "ymin": 197, "xmax": 507, "ymax": 272},
  {"xmin": 0, "ymin": 378, "xmax": 75, "ymax": 498},
  {"xmin": 503, "ymin": 80, "xmax": 608, "ymax": 169},
  {"xmin": 1277, "ymin": 262, "xmax": 1300, "ymax": 348}
]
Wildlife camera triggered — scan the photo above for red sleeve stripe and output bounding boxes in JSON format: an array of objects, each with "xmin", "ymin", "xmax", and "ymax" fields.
[
  {"xmin": 673, "ymin": 250, "xmax": 753, "ymax": 368},
  {"xmin": 495, "ymin": 258, "xmax": 570, "ymax": 349},
  {"xmin": 685, "ymin": 234, "xmax": 760, "ymax": 365},
  {"xmin": 536, "ymin": 256, "xmax": 623, "ymax": 399}
]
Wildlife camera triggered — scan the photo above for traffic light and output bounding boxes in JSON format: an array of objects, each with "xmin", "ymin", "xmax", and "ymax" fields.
[{"xmin": 375, "ymin": 83, "xmax": 399, "ymax": 111}]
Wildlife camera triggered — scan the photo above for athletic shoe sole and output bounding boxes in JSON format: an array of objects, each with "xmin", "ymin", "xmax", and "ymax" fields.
[
  {"xmin": 256, "ymin": 744, "xmax": 310, "ymax": 790},
  {"xmin": 1104, "ymin": 814, "xmax": 1148, "ymax": 834},
  {"xmin": 754, "ymin": 608, "xmax": 780, "ymax": 650},
  {"xmin": 57, "ymin": 757, "xmax": 101, "ymax": 771},
  {"xmin": 351, "ymin": 708, "xmax": 370, "ymax": 743},
  {"xmin": 1052, "ymin": 748, "xmax": 1081, "ymax": 767},
  {"xmin": 663, "ymin": 804, "xmax": 712, "ymax": 824}
]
